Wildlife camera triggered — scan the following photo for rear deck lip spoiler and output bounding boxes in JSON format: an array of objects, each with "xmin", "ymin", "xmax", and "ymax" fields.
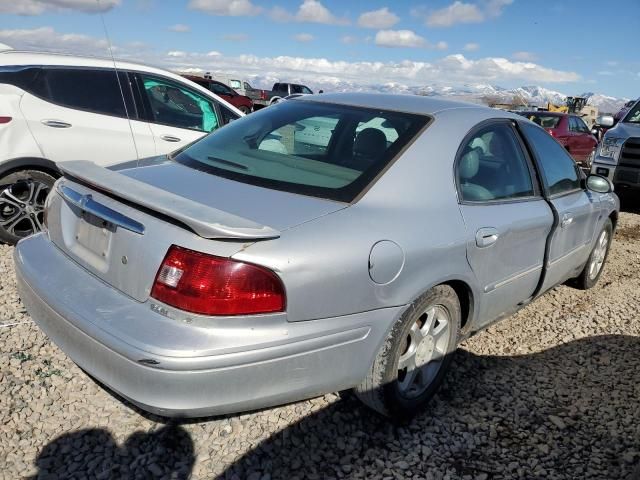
[{"xmin": 57, "ymin": 160, "xmax": 281, "ymax": 240}]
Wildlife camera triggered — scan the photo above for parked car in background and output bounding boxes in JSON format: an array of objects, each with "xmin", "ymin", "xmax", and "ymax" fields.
[
  {"xmin": 16, "ymin": 94, "xmax": 618, "ymax": 420},
  {"xmin": 591, "ymin": 99, "xmax": 640, "ymax": 192},
  {"xmin": 182, "ymin": 75, "xmax": 253, "ymax": 113},
  {"xmin": 0, "ymin": 51, "xmax": 243, "ymax": 244},
  {"xmin": 251, "ymin": 82, "xmax": 314, "ymax": 109},
  {"xmin": 521, "ymin": 111, "xmax": 598, "ymax": 168}
]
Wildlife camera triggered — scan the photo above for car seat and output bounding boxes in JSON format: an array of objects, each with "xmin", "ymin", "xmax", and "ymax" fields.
[
  {"xmin": 351, "ymin": 128, "xmax": 388, "ymax": 169},
  {"xmin": 459, "ymin": 149, "xmax": 494, "ymax": 201}
]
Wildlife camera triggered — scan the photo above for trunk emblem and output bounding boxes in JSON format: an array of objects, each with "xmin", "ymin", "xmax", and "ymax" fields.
[{"xmin": 121, "ymin": 256, "xmax": 128, "ymax": 265}]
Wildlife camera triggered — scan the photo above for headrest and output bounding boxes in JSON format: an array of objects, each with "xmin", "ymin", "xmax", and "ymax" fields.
[
  {"xmin": 459, "ymin": 149, "xmax": 480, "ymax": 180},
  {"xmin": 354, "ymin": 128, "xmax": 388, "ymax": 159}
]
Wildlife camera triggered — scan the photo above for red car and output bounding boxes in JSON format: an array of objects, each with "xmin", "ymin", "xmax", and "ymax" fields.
[
  {"xmin": 182, "ymin": 75, "xmax": 253, "ymax": 114},
  {"xmin": 522, "ymin": 112, "xmax": 597, "ymax": 168}
]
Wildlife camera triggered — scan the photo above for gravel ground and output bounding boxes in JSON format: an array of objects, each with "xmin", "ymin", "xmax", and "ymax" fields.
[{"xmin": 2, "ymin": 212, "xmax": 640, "ymax": 480}]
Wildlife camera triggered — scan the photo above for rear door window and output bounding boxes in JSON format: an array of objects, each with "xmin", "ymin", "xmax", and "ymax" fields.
[
  {"xmin": 36, "ymin": 68, "xmax": 134, "ymax": 118},
  {"xmin": 521, "ymin": 122, "xmax": 581, "ymax": 196},
  {"xmin": 139, "ymin": 74, "xmax": 220, "ymax": 132},
  {"xmin": 456, "ymin": 122, "xmax": 535, "ymax": 202}
]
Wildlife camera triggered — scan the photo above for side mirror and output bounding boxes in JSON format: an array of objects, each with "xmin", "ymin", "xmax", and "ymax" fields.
[
  {"xmin": 586, "ymin": 174, "xmax": 613, "ymax": 194},
  {"xmin": 595, "ymin": 115, "xmax": 614, "ymax": 128}
]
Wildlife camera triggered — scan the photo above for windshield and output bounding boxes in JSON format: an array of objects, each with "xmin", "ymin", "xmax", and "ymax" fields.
[
  {"xmin": 525, "ymin": 113, "xmax": 562, "ymax": 129},
  {"xmin": 174, "ymin": 100, "xmax": 429, "ymax": 202},
  {"xmin": 623, "ymin": 102, "xmax": 640, "ymax": 124}
]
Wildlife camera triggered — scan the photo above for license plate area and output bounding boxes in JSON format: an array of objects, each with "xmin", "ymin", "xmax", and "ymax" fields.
[{"xmin": 75, "ymin": 211, "xmax": 115, "ymax": 267}]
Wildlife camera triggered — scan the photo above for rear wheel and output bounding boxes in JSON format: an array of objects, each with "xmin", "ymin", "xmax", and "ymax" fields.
[
  {"xmin": 355, "ymin": 285, "xmax": 460, "ymax": 420},
  {"xmin": 0, "ymin": 169, "xmax": 55, "ymax": 245},
  {"xmin": 574, "ymin": 219, "xmax": 613, "ymax": 290}
]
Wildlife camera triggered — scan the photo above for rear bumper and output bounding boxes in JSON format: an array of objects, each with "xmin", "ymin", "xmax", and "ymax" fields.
[{"xmin": 15, "ymin": 233, "xmax": 402, "ymax": 417}]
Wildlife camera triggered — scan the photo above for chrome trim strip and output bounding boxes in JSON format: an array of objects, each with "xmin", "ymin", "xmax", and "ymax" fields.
[
  {"xmin": 484, "ymin": 264, "xmax": 543, "ymax": 293},
  {"xmin": 547, "ymin": 243, "xmax": 588, "ymax": 267},
  {"xmin": 57, "ymin": 184, "xmax": 145, "ymax": 235}
]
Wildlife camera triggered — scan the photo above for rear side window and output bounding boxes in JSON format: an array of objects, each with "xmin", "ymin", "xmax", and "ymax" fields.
[
  {"xmin": 174, "ymin": 100, "xmax": 429, "ymax": 202},
  {"xmin": 456, "ymin": 122, "xmax": 535, "ymax": 202},
  {"xmin": 38, "ymin": 68, "xmax": 131, "ymax": 118},
  {"xmin": 229, "ymin": 80, "xmax": 241, "ymax": 89},
  {"xmin": 526, "ymin": 113, "xmax": 561, "ymax": 129},
  {"xmin": 0, "ymin": 66, "xmax": 42, "ymax": 91},
  {"xmin": 521, "ymin": 122, "xmax": 581, "ymax": 196}
]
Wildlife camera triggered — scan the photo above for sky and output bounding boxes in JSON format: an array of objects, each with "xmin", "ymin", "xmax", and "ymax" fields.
[{"xmin": 0, "ymin": 0, "xmax": 638, "ymax": 98}]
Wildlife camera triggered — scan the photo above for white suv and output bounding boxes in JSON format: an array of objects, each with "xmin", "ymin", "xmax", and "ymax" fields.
[{"xmin": 0, "ymin": 51, "xmax": 243, "ymax": 244}]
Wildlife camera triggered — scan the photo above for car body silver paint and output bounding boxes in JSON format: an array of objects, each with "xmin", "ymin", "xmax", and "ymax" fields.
[{"xmin": 15, "ymin": 94, "xmax": 620, "ymax": 416}]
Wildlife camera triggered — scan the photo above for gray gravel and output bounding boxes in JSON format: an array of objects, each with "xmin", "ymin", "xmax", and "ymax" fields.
[{"xmin": 2, "ymin": 213, "xmax": 640, "ymax": 480}]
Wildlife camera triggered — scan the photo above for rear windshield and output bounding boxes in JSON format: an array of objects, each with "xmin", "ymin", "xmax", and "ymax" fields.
[
  {"xmin": 525, "ymin": 113, "xmax": 561, "ymax": 129},
  {"xmin": 174, "ymin": 100, "xmax": 429, "ymax": 202}
]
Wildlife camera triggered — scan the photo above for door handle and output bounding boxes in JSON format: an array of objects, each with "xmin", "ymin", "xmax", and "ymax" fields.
[
  {"xmin": 561, "ymin": 214, "xmax": 574, "ymax": 228},
  {"xmin": 41, "ymin": 119, "xmax": 72, "ymax": 128},
  {"xmin": 475, "ymin": 227, "xmax": 499, "ymax": 248},
  {"xmin": 160, "ymin": 134, "xmax": 181, "ymax": 142}
]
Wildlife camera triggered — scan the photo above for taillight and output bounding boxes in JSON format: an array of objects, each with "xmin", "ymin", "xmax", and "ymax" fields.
[
  {"xmin": 260, "ymin": 90, "xmax": 267, "ymax": 100},
  {"xmin": 151, "ymin": 245, "xmax": 285, "ymax": 316},
  {"xmin": 545, "ymin": 128, "xmax": 554, "ymax": 136},
  {"xmin": 0, "ymin": 116, "xmax": 11, "ymax": 124}
]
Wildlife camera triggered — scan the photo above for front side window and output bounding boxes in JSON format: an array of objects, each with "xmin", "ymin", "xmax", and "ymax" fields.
[
  {"xmin": 521, "ymin": 122, "xmax": 581, "ymax": 196},
  {"xmin": 623, "ymin": 102, "xmax": 640, "ymax": 124},
  {"xmin": 173, "ymin": 100, "xmax": 429, "ymax": 202},
  {"xmin": 140, "ymin": 74, "xmax": 219, "ymax": 132},
  {"xmin": 40, "ymin": 68, "xmax": 132, "ymax": 118},
  {"xmin": 456, "ymin": 123, "xmax": 535, "ymax": 202},
  {"xmin": 526, "ymin": 113, "xmax": 561, "ymax": 129},
  {"xmin": 574, "ymin": 117, "xmax": 590, "ymax": 133}
]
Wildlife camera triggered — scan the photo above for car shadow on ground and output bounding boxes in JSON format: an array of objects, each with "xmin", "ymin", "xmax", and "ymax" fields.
[
  {"xmin": 27, "ymin": 424, "xmax": 194, "ymax": 479},
  {"xmin": 29, "ymin": 335, "xmax": 640, "ymax": 480},
  {"xmin": 618, "ymin": 190, "xmax": 640, "ymax": 215}
]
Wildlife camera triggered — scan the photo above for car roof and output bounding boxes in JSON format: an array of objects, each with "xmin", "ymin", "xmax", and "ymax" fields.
[
  {"xmin": 0, "ymin": 50, "xmax": 178, "ymax": 78},
  {"xmin": 521, "ymin": 111, "xmax": 566, "ymax": 117},
  {"xmin": 299, "ymin": 92, "xmax": 504, "ymax": 118}
]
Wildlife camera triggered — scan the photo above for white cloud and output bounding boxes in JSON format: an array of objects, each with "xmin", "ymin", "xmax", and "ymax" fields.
[
  {"xmin": 0, "ymin": 27, "xmax": 581, "ymax": 88},
  {"xmin": 0, "ymin": 42, "xmax": 13, "ymax": 50},
  {"xmin": 605, "ymin": 61, "xmax": 618, "ymax": 67},
  {"xmin": 597, "ymin": 71, "xmax": 614, "ymax": 76},
  {"xmin": 223, "ymin": 33, "xmax": 249, "ymax": 41},
  {"xmin": 168, "ymin": 24, "xmax": 191, "ymax": 33},
  {"xmin": 341, "ymin": 35, "xmax": 358, "ymax": 44},
  {"xmin": 0, "ymin": 0, "xmax": 119, "ymax": 15},
  {"xmin": 464, "ymin": 42, "xmax": 479, "ymax": 51},
  {"xmin": 188, "ymin": 0, "xmax": 262, "ymax": 16},
  {"xmin": 357, "ymin": 7, "xmax": 399, "ymax": 29},
  {"xmin": 294, "ymin": 33, "xmax": 314, "ymax": 42},
  {"xmin": 424, "ymin": 0, "xmax": 512, "ymax": 27},
  {"xmin": 435, "ymin": 41, "xmax": 448, "ymax": 51},
  {"xmin": 375, "ymin": 30, "xmax": 426, "ymax": 48},
  {"xmin": 512, "ymin": 51, "xmax": 537, "ymax": 61},
  {"xmin": 0, "ymin": 26, "xmax": 108, "ymax": 53},
  {"xmin": 270, "ymin": 0, "xmax": 349, "ymax": 25}
]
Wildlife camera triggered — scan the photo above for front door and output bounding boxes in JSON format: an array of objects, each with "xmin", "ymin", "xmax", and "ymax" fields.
[
  {"xmin": 520, "ymin": 122, "xmax": 599, "ymax": 291},
  {"xmin": 456, "ymin": 121, "xmax": 552, "ymax": 323},
  {"xmin": 134, "ymin": 73, "xmax": 222, "ymax": 155}
]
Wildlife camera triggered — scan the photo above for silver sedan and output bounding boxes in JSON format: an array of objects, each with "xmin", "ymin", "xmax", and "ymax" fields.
[{"xmin": 15, "ymin": 93, "xmax": 619, "ymax": 419}]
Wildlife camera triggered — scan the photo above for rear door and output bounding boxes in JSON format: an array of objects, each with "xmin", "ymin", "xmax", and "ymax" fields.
[
  {"xmin": 520, "ymin": 122, "xmax": 599, "ymax": 291},
  {"xmin": 456, "ymin": 120, "xmax": 553, "ymax": 324},
  {"xmin": 133, "ymin": 72, "xmax": 223, "ymax": 153},
  {"xmin": 19, "ymin": 67, "xmax": 156, "ymax": 165}
]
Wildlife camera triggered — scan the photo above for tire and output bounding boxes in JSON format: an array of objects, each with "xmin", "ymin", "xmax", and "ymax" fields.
[
  {"xmin": 573, "ymin": 218, "xmax": 613, "ymax": 290},
  {"xmin": 0, "ymin": 169, "xmax": 56, "ymax": 245},
  {"xmin": 354, "ymin": 285, "xmax": 461, "ymax": 420},
  {"xmin": 239, "ymin": 106, "xmax": 251, "ymax": 114}
]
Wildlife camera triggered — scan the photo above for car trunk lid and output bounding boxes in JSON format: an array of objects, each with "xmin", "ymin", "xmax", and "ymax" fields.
[{"xmin": 47, "ymin": 161, "xmax": 346, "ymax": 302}]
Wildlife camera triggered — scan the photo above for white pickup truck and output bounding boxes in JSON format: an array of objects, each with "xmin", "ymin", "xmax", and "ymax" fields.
[{"xmin": 591, "ymin": 99, "xmax": 640, "ymax": 192}]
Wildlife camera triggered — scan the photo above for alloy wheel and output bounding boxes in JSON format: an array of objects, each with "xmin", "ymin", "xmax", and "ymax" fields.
[
  {"xmin": 0, "ymin": 179, "xmax": 49, "ymax": 238},
  {"xmin": 589, "ymin": 230, "xmax": 609, "ymax": 280},
  {"xmin": 397, "ymin": 305, "xmax": 452, "ymax": 399}
]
